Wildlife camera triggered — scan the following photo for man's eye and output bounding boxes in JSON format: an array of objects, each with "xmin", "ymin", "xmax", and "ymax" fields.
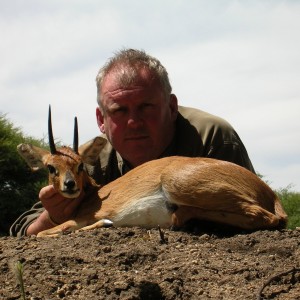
[
  {"xmin": 47, "ymin": 165, "xmax": 57, "ymax": 175},
  {"xmin": 115, "ymin": 107, "xmax": 126, "ymax": 112},
  {"xmin": 143, "ymin": 103, "xmax": 154, "ymax": 109},
  {"xmin": 141, "ymin": 103, "xmax": 155, "ymax": 113},
  {"xmin": 111, "ymin": 107, "xmax": 127, "ymax": 117}
]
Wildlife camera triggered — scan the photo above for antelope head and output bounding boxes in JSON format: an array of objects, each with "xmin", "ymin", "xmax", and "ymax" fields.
[{"xmin": 17, "ymin": 106, "xmax": 107, "ymax": 198}]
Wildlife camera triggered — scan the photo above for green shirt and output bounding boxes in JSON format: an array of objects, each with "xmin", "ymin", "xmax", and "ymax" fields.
[{"xmin": 9, "ymin": 106, "xmax": 254, "ymax": 237}]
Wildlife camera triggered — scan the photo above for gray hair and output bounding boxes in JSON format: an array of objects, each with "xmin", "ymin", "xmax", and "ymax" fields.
[{"xmin": 96, "ymin": 49, "xmax": 172, "ymax": 107}]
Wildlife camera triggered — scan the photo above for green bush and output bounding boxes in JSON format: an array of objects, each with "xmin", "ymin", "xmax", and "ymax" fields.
[
  {"xmin": 0, "ymin": 113, "xmax": 48, "ymax": 235},
  {"xmin": 259, "ymin": 173, "xmax": 300, "ymax": 229},
  {"xmin": 276, "ymin": 185, "xmax": 300, "ymax": 229}
]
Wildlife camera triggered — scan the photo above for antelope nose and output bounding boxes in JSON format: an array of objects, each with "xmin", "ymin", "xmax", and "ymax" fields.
[{"xmin": 64, "ymin": 179, "xmax": 75, "ymax": 189}]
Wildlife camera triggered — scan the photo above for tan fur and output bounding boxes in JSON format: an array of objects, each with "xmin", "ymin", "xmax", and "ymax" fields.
[{"xmin": 18, "ymin": 138, "xmax": 288, "ymax": 237}]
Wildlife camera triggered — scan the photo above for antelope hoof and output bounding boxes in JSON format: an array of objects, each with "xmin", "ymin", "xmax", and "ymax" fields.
[{"xmin": 102, "ymin": 219, "xmax": 114, "ymax": 227}]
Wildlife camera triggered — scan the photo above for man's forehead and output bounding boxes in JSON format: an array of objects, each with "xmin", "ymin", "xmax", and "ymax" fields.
[
  {"xmin": 103, "ymin": 66, "xmax": 156, "ymax": 88},
  {"xmin": 102, "ymin": 86, "xmax": 159, "ymax": 109},
  {"xmin": 99, "ymin": 67, "xmax": 163, "ymax": 107}
]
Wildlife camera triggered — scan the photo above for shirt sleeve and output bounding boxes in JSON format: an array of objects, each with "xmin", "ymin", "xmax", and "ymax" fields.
[
  {"xmin": 9, "ymin": 202, "xmax": 44, "ymax": 237},
  {"xmin": 207, "ymin": 140, "xmax": 255, "ymax": 173},
  {"xmin": 177, "ymin": 106, "xmax": 255, "ymax": 173}
]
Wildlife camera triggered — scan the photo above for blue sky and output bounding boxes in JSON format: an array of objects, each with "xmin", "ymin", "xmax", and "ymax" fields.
[{"xmin": 1, "ymin": 0, "xmax": 299, "ymax": 191}]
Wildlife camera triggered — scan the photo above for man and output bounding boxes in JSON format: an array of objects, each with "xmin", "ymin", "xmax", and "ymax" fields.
[{"xmin": 10, "ymin": 49, "xmax": 254, "ymax": 237}]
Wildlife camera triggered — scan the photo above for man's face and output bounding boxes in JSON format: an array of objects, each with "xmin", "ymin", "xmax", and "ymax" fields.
[{"xmin": 96, "ymin": 68, "xmax": 178, "ymax": 167}]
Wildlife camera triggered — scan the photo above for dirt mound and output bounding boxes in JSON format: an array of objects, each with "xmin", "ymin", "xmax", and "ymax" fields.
[{"xmin": 1, "ymin": 227, "xmax": 300, "ymax": 299}]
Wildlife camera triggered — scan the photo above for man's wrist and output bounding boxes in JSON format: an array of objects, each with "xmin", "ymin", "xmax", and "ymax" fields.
[
  {"xmin": 45, "ymin": 212, "xmax": 60, "ymax": 226},
  {"xmin": 26, "ymin": 211, "xmax": 59, "ymax": 236}
]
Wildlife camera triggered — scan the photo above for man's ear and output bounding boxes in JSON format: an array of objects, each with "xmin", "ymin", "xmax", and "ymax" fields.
[
  {"xmin": 79, "ymin": 136, "xmax": 107, "ymax": 166},
  {"xmin": 96, "ymin": 107, "xmax": 106, "ymax": 134},
  {"xmin": 17, "ymin": 144, "xmax": 50, "ymax": 171},
  {"xmin": 169, "ymin": 94, "xmax": 178, "ymax": 121}
]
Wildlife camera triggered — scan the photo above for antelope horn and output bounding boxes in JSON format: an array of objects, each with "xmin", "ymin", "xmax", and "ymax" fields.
[
  {"xmin": 48, "ymin": 105, "xmax": 56, "ymax": 154},
  {"xmin": 73, "ymin": 117, "xmax": 79, "ymax": 154}
]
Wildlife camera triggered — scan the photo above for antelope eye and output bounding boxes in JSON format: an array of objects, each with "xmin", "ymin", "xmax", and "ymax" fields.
[
  {"xmin": 47, "ymin": 164, "xmax": 57, "ymax": 175},
  {"xmin": 78, "ymin": 163, "xmax": 84, "ymax": 173}
]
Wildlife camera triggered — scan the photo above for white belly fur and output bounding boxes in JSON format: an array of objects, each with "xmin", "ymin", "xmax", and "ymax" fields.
[{"xmin": 111, "ymin": 191, "xmax": 173, "ymax": 228}]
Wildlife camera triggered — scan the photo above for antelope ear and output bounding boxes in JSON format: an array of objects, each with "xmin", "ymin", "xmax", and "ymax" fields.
[
  {"xmin": 17, "ymin": 144, "xmax": 50, "ymax": 171},
  {"xmin": 79, "ymin": 137, "xmax": 107, "ymax": 166}
]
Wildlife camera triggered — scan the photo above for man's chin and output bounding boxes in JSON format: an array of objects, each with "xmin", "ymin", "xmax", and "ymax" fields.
[
  {"xmin": 124, "ymin": 139, "xmax": 152, "ymax": 151},
  {"xmin": 124, "ymin": 136, "xmax": 150, "ymax": 143},
  {"xmin": 125, "ymin": 151, "xmax": 157, "ymax": 167}
]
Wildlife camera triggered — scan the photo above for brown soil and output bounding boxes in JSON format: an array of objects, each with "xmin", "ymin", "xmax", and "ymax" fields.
[{"xmin": 0, "ymin": 226, "xmax": 300, "ymax": 300}]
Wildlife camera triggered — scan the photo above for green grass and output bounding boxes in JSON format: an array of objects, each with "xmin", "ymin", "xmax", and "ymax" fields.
[
  {"xmin": 15, "ymin": 260, "xmax": 26, "ymax": 300},
  {"xmin": 275, "ymin": 185, "xmax": 300, "ymax": 229}
]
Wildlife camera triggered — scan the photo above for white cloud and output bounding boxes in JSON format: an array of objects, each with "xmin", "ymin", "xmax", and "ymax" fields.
[{"xmin": 1, "ymin": 0, "xmax": 299, "ymax": 191}]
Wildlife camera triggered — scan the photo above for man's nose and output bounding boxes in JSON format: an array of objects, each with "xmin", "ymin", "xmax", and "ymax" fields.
[{"xmin": 127, "ymin": 110, "xmax": 143, "ymax": 128}]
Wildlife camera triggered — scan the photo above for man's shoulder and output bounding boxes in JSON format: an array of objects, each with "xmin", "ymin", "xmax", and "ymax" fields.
[
  {"xmin": 176, "ymin": 106, "xmax": 254, "ymax": 173},
  {"xmin": 175, "ymin": 105, "xmax": 239, "ymax": 157},
  {"xmin": 178, "ymin": 105, "xmax": 234, "ymax": 134}
]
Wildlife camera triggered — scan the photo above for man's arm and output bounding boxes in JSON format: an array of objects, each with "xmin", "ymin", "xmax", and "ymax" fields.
[
  {"xmin": 10, "ymin": 185, "xmax": 86, "ymax": 237},
  {"xmin": 207, "ymin": 139, "xmax": 255, "ymax": 173},
  {"xmin": 177, "ymin": 106, "xmax": 255, "ymax": 173},
  {"xmin": 9, "ymin": 201, "xmax": 45, "ymax": 237}
]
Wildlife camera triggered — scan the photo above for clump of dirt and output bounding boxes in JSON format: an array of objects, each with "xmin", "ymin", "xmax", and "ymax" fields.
[{"xmin": 0, "ymin": 227, "xmax": 299, "ymax": 299}]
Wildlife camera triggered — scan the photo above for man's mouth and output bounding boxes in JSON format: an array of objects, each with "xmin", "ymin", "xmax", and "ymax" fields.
[{"xmin": 125, "ymin": 136, "xmax": 149, "ymax": 141}]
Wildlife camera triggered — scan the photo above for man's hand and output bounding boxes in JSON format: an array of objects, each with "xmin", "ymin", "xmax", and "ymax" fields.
[
  {"xmin": 39, "ymin": 185, "xmax": 84, "ymax": 224},
  {"xmin": 26, "ymin": 185, "xmax": 84, "ymax": 236}
]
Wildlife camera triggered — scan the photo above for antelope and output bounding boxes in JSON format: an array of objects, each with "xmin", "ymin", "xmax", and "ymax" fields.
[{"xmin": 17, "ymin": 107, "xmax": 288, "ymax": 237}]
